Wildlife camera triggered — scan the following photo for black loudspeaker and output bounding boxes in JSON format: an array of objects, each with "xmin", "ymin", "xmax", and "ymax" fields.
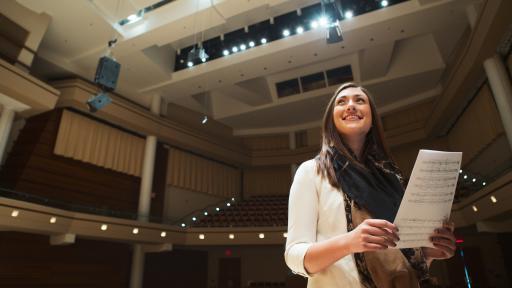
[{"xmin": 94, "ymin": 56, "xmax": 121, "ymax": 91}]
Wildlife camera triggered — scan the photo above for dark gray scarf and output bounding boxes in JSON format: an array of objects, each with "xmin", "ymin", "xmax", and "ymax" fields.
[{"xmin": 331, "ymin": 148, "xmax": 404, "ymax": 222}]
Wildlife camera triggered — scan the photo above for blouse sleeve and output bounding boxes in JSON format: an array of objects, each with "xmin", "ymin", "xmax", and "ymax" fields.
[{"xmin": 284, "ymin": 160, "xmax": 319, "ymax": 278}]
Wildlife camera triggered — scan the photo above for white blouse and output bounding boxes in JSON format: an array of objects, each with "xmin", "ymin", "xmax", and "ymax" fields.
[{"xmin": 284, "ymin": 159, "xmax": 363, "ymax": 288}]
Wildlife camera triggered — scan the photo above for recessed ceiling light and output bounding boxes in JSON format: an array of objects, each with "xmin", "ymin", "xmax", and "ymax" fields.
[
  {"xmin": 11, "ymin": 210, "xmax": 19, "ymax": 217},
  {"xmin": 132, "ymin": 228, "xmax": 139, "ymax": 234},
  {"xmin": 318, "ymin": 16, "xmax": 328, "ymax": 27},
  {"xmin": 345, "ymin": 11, "xmax": 354, "ymax": 19},
  {"xmin": 296, "ymin": 26, "xmax": 304, "ymax": 34},
  {"xmin": 50, "ymin": 216, "xmax": 57, "ymax": 224},
  {"xmin": 381, "ymin": 0, "xmax": 389, "ymax": 7},
  {"xmin": 161, "ymin": 231, "xmax": 167, "ymax": 237},
  {"xmin": 181, "ymin": 223, "xmax": 186, "ymax": 228},
  {"xmin": 490, "ymin": 196, "xmax": 497, "ymax": 203},
  {"xmin": 223, "ymin": 49, "xmax": 229, "ymax": 56},
  {"xmin": 232, "ymin": 46, "xmax": 238, "ymax": 53},
  {"xmin": 227, "ymin": 203, "xmax": 231, "ymax": 207},
  {"xmin": 482, "ymin": 182, "xmax": 486, "ymax": 186},
  {"xmin": 216, "ymin": 207, "xmax": 220, "ymax": 211},
  {"xmin": 204, "ymin": 211, "xmax": 208, "ymax": 216},
  {"xmin": 248, "ymin": 41, "xmax": 255, "ymax": 47},
  {"xmin": 259, "ymin": 233, "xmax": 265, "ymax": 239},
  {"xmin": 260, "ymin": 38, "xmax": 267, "ymax": 44},
  {"xmin": 229, "ymin": 234, "xmax": 235, "ymax": 239},
  {"xmin": 283, "ymin": 232, "xmax": 288, "ymax": 238},
  {"xmin": 192, "ymin": 217, "xmax": 197, "ymax": 221},
  {"xmin": 282, "ymin": 29, "xmax": 290, "ymax": 37},
  {"xmin": 310, "ymin": 20, "xmax": 318, "ymax": 29},
  {"xmin": 240, "ymin": 44, "xmax": 246, "ymax": 50},
  {"xmin": 101, "ymin": 224, "xmax": 108, "ymax": 231},
  {"xmin": 472, "ymin": 205, "xmax": 478, "ymax": 212},
  {"xmin": 199, "ymin": 234, "xmax": 205, "ymax": 239},
  {"xmin": 187, "ymin": 61, "xmax": 193, "ymax": 67}
]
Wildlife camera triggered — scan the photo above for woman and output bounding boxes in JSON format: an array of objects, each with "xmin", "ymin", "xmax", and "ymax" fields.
[{"xmin": 285, "ymin": 82, "xmax": 456, "ymax": 287}]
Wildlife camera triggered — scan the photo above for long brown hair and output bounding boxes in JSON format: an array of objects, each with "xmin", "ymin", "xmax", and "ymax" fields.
[{"xmin": 315, "ymin": 82, "xmax": 401, "ymax": 188}]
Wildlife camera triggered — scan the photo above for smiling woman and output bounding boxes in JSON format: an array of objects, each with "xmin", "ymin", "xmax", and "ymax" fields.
[{"xmin": 284, "ymin": 82, "xmax": 457, "ymax": 287}]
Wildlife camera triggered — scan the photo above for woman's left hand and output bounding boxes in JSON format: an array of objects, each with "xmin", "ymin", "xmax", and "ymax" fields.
[{"xmin": 422, "ymin": 221, "xmax": 456, "ymax": 265}]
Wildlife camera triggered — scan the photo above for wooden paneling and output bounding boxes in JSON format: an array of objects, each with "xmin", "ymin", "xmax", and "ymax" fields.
[
  {"xmin": 243, "ymin": 134, "xmax": 289, "ymax": 151},
  {"xmin": 0, "ymin": 109, "xmax": 141, "ymax": 215},
  {"xmin": 0, "ymin": 232, "xmax": 131, "ymax": 287},
  {"xmin": 243, "ymin": 166, "xmax": 292, "ymax": 197}
]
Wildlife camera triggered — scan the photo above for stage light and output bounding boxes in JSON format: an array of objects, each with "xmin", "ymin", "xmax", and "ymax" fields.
[
  {"xmin": 223, "ymin": 49, "xmax": 229, "ymax": 56},
  {"xmin": 160, "ymin": 231, "xmax": 167, "ymax": 237},
  {"xmin": 229, "ymin": 234, "xmax": 235, "ymax": 239},
  {"xmin": 240, "ymin": 44, "xmax": 247, "ymax": 50},
  {"xmin": 199, "ymin": 234, "xmax": 205, "ymax": 239},
  {"xmin": 181, "ymin": 223, "xmax": 186, "ymax": 227},
  {"xmin": 201, "ymin": 57, "xmax": 206, "ymax": 62},
  {"xmin": 259, "ymin": 233, "xmax": 265, "ymax": 239},
  {"xmin": 132, "ymin": 228, "xmax": 139, "ymax": 234},
  {"xmin": 216, "ymin": 207, "xmax": 220, "ymax": 211},
  {"xmin": 249, "ymin": 41, "xmax": 255, "ymax": 47},
  {"xmin": 11, "ymin": 210, "xmax": 19, "ymax": 217},
  {"xmin": 50, "ymin": 217, "xmax": 57, "ymax": 224},
  {"xmin": 310, "ymin": 20, "xmax": 319, "ymax": 29},
  {"xmin": 490, "ymin": 196, "xmax": 497, "ymax": 203},
  {"xmin": 472, "ymin": 178, "xmax": 476, "ymax": 182},
  {"xmin": 459, "ymin": 169, "xmax": 462, "ymax": 173},
  {"xmin": 260, "ymin": 38, "xmax": 267, "ymax": 44},
  {"xmin": 381, "ymin": 0, "xmax": 389, "ymax": 7},
  {"xmin": 192, "ymin": 217, "xmax": 197, "ymax": 221},
  {"xmin": 282, "ymin": 29, "xmax": 290, "ymax": 37},
  {"xmin": 344, "ymin": 10, "xmax": 353, "ymax": 19},
  {"xmin": 482, "ymin": 182, "xmax": 486, "ymax": 186},
  {"xmin": 227, "ymin": 203, "xmax": 231, "ymax": 207},
  {"xmin": 296, "ymin": 26, "xmax": 304, "ymax": 34},
  {"xmin": 472, "ymin": 205, "xmax": 478, "ymax": 212},
  {"xmin": 204, "ymin": 211, "xmax": 208, "ymax": 216},
  {"xmin": 231, "ymin": 197, "xmax": 235, "ymax": 201},
  {"xmin": 101, "ymin": 224, "xmax": 108, "ymax": 231},
  {"xmin": 187, "ymin": 61, "xmax": 194, "ymax": 67},
  {"xmin": 319, "ymin": 16, "xmax": 329, "ymax": 27},
  {"xmin": 463, "ymin": 175, "xmax": 468, "ymax": 179},
  {"xmin": 232, "ymin": 46, "xmax": 238, "ymax": 53}
]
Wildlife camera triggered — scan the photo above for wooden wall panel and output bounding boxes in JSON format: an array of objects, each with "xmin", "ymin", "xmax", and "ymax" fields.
[
  {"xmin": 0, "ymin": 109, "xmax": 141, "ymax": 215},
  {"xmin": 0, "ymin": 232, "xmax": 131, "ymax": 287},
  {"xmin": 243, "ymin": 166, "xmax": 292, "ymax": 197}
]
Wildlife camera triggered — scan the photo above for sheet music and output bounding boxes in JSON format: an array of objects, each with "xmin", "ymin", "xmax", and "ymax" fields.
[{"xmin": 393, "ymin": 150, "xmax": 462, "ymax": 249}]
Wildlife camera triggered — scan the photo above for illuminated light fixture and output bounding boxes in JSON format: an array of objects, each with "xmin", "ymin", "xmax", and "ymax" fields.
[
  {"xmin": 11, "ymin": 210, "xmax": 19, "ymax": 217},
  {"xmin": 127, "ymin": 14, "xmax": 139, "ymax": 22},
  {"xmin": 232, "ymin": 46, "xmax": 238, "ymax": 53},
  {"xmin": 223, "ymin": 49, "xmax": 229, "ymax": 56},
  {"xmin": 50, "ymin": 217, "xmax": 57, "ymax": 224},
  {"xmin": 227, "ymin": 203, "xmax": 231, "ymax": 207},
  {"xmin": 381, "ymin": 0, "xmax": 389, "ymax": 7},
  {"xmin": 132, "ymin": 228, "xmax": 139, "ymax": 234},
  {"xmin": 282, "ymin": 29, "xmax": 290, "ymax": 37},
  {"xmin": 216, "ymin": 207, "xmax": 220, "ymax": 211},
  {"xmin": 187, "ymin": 61, "xmax": 194, "ymax": 67},
  {"xmin": 199, "ymin": 234, "xmax": 205, "ymax": 240},
  {"xmin": 310, "ymin": 20, "xmax": 319, "ymax": 29},
  {"xmin": 181, "ymin": 223, "xmax": 186, "ymax": 227},
  {"xmin": 160, "ymin": 231, "xmax": 167, "ymax": 237},
  {"xmin": 101, "ymin": 224, "xmax": 108, "ymax": 231},
  {"xmin": 482, "ymin": 182, "xmax": 486, "ymax": 186},
  {"xmin": 248, "ymin": 41, "xmax": 255, "ymax": 47},
  {"xmin": 231, "ymin": 197, "xmax": 235, "ymax": 201},
  {"xmin": 296, "ymin": 26, "xmax": 304, "ymax": 34},
  {"xmin": 344, "ymin": 10, "xmax": 354, "ymax": 19},
  {"xmin": 318, "ymin": 16, "xmax": 329, "ymax": 27},
  {"xmin": 229, "ymin": 234, "xmax": 235, "ymax": 239},
  {"xmin": 472, "ymin": 205, "xmax": 478, "ymax": 212},
  {"xmin": 463, "ymin": 175, "xmax": 468, "ymax": 179},
  {"xmin": 260, "ymin": 38, "xmax": 267, "ymax": 44},
  {"xmin": 283, "ymin": 232, "xmax": 288, "ymax": 238},
  {"xmin": 201, "ymin": 57, "xmax": 207, "ymax": 63},
  {"xmin": 455, "ymin": 239, "xmax": 464, "ymax": 244},
  {"xmin": 240, "ymin": 44, "xmax": 247, "ymax": 51},
  {"xmin": 472, "ymin": 178, "xmax": 476, "ymax": 182},
  {"xmin": 202, "ymin": 115, "xmax": 208, "ymax": 124},
  {"xmin": 192, "ymin": 217, "xmax": 197, "ymax": 221},
  {"xmin": 459, "ymin": 169, "xmax": 462, "ymax": 174},
  {"xmin": 258, "ymin": 233, "xmax": 265, "ymax": 239},
  {"xmin": 204, "ymin": 211, "xmax": 208, "ymax": 216},
  {"xmin": 490, "ymin": 196, "xmax": 497, "ymax": 203},
  {"xmin": 122, "ymin": 10, "xmax": 144, "ymax": 25}
]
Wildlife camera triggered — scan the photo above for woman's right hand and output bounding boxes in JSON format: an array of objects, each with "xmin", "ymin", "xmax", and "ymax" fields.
[{"xmin": 347, "ymin": 219, "xmax": 400, "ymax": 253}]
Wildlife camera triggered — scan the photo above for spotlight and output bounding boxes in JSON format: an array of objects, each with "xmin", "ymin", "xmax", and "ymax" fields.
[
  {"xmin": 132, "ymin": 228, "xmax": 139, "ymax": 234},
  {"xmin": 127, "ymin": 14, "xmax": 139, "ymax": 22},
  {"xmin": 192, "ymin": 217, "xmax": 197, "ymax": 221},
  {"xmin": 181, "ymin": 223, "xmax": 186, "ymax": 227},
  {"xmin": 50, "ymin": 216, "xmax": 57, "ymax": 224},
  {"xmin": 296, "ymin": 26, "xmax": 304, "ymax": 34},
  {"xmin": 223, "ymin": 49, "xmax": 229, "ymax": 56},
  {"xmin": 11, "ymin": 210, "xmax": 19, "ymax": 217},
  {"xmin": 248, "ymin": 41, "xmax": 255, "ymax": 47},
  {"xmin": 283, "ymin": 232, "xmax": 288, "ymax": 238},
  {"xmin": 259, "ymin": 233, "xmax": 265, "ymax": 239},
  {"xmin": 199, "ymin": 234, "xmax": 205, "ymax": 239},
  {"xmin": 472, "ymin": 178, "xmax": 476, "ymax": 182},
  {"xmin": 216, "ymin": 207, "xmax": 220, "ymax": 211},
  {"xmin": 231, "ymin": 197, "xmax": 235, "ymax": 201},
  {"xmin": 202, "ymin": 115, "xmax": 208, "ymax": 124},
  {"xmin": 326, "ymin": 23, "xmax": 343, "ymax": 44},
  {"xmin": 232, "ymin": 46, "xmax": 238, "ymax": 53},
  {"xmin": 472, "ymin": 205, "xmax": 478, "ymax": 212},
  {"xmin": 201, "ymin": 57, "xmax": 206, "ymax": 63},
  {"xmin": 229, "ymin": 234, "xmax": 235, "ymax": 239},
  {"xmin": 187, "ymin": 61, "xmax": 194, "ymax": 67},
  {"xmin": 240, "ymin": 44, "xmax": 246, "ymax": 50},
  {"xmin": 204, "ymin": 211, "xmax": 208, "ymax": 216},
  {"xmin": 160, "ymin": 231, "xmax": 167, "ymax": 237},
  {"xmin": 490, "ymin": 196, "xmax": 497, "ymax": 203},
  {"xmin": 381, "ymin": 0, "xmax": 389, "ymax": 7},
  {"xmin": 463, "ymin": 175, "xmax": 468, "ymax": 179},
  {"xmin": 260, "ymin": 38, "xmax": 267, "ymax": 44},
  {"xmin": 319, "ymin": 16, "xmax": 329, "ymax": 27},
  {"xmin": 310, "ymin": 20, "xmax": 318, "ymax": 29},
  {"xmin": 482, "ymin": 182, "xmax": 486, "ymax": 186},
  {"xmin": 87, "ymin": 92, "xmax": 112, "ymax": 113},
  {"xmin": 344, "ymin": 10, "xmax": 353, "ymax": 19},
  {"xmin": 101, "ymin": 224, "xmax": 108, "ymax": 231},
  {"xmin": 282, "ymin": 29, "xmax": 290, "ymax": 37},
  {"xmin": 227, "ymin": 203, "xmax": 231, "ymax": 207},
  {"xmin": 459, "ymin": 169, "xmax": 462, "ymax": 173}
]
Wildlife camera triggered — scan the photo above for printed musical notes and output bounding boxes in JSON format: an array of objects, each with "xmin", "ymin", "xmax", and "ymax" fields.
[{"xmin": 393, "ymin": 150, "xmax": 462, "ymax": 248}]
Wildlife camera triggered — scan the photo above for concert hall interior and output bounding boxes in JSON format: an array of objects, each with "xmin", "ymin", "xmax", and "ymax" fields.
[{"xmin": 0, "ymin": 0, "xmax": 511, "ymax": 287}]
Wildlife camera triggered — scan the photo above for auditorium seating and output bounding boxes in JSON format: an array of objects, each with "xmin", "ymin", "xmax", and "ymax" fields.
[{"xmin": 193, "ymin": 195, "xmax": 288, "ymax": 227}]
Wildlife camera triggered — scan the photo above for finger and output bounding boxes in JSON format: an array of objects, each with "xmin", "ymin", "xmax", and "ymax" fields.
[
  {"xmin": 364, "ymin": 234, "xmax": 396, "ymax": 248},
  {"xmin": 363, "ymin": 226, "xmax": 400, "ymax": 242},
  {"xmin": 365, "ymin": 219, "xmax": 398, "ymax": 232},
  {"xmin": 432, "ymin": 228, "xmax": 456, "ymax": 242},
  {"xmin": 442, "ymin": 221, "xmax": 455, "ymax": 232},
  {"xmin": 432, "ymin": 243, "xmax": 454, "ymax": 258},
  {"xmin": 431, "ymin": 237, "xmax": 456, "ymax": 251},
  {"xmin": 362, "ymin": 242, "xmax": 388, "ymax": 251}
]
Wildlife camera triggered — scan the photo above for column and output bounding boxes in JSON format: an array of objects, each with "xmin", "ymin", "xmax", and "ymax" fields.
[
  {"xmin": 130, "ymin": 94, "xmax": 161, "ymax": 288},
  {"xmin": 483, "ymin": 55, "xmax": 512, "ymax": 151},
  {"xmin": 289, "ymin": 131, "xmax": 298, "ymax": 178},
  {"xmin": 0, "ymin": 106, "xmax": 15, "ymax": 165}
]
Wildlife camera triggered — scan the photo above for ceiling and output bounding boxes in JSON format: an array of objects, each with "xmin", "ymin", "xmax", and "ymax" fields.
[{"xmin": 20, "ymin": 0, "xmax": 478, "ymax": 135}]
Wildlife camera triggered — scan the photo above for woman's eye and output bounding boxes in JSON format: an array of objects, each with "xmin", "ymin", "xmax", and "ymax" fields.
[{"xmin": 356, "ymin": 98, "xmax": 365, "ymax": 103}]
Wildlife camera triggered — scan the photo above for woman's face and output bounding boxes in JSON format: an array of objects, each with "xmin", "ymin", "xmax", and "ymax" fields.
[{"xmin": 332, "ymin": 87, "xmax": 373, "ymax": 140}]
